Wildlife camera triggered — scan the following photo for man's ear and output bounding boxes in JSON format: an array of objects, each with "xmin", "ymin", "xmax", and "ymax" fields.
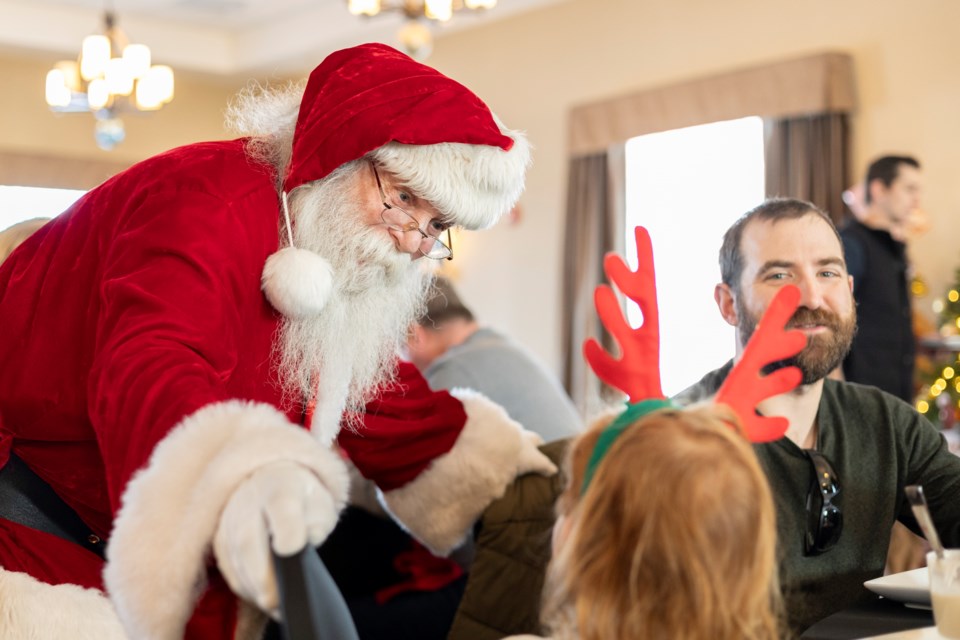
[
  {"xmin": 714, "ymin": 283, "xmax": 739, "ymax": 327},
  {"xmin": 867, "ymin": 178, "xmax": 886, "ymax": 205},
  {"xmin": 408, "ymin": 324, "xmax": 428, "ymax": 346}
]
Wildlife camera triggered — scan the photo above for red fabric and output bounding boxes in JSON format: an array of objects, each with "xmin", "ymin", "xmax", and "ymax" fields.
[
  {"xmin": 374, "ymin": 538, "xmax": 463, "ymax": 605},
  {"xmin": 0, "ymin": 140, "xmax": 285, "ymax": 535},
  {"xmin": 0, "ymin": 140, "xmax": 283, "ymax": 638},
  {"xmin": 0, "ymin": 138, "xmax": 465, "ymax": 637},
  {"xmin": 284, "ymin": 43, "xmax": 514, "ymax": 193},
  {"xmin": 339, "ymin": 361, "xmax": 466, "ymax": 491},
  {"xmin": 0, "ymin": 519, "xmax": 238, "ymax": 637},
  {"xmin": 0, "ymin": 519, "xmax": 104, "ymax": 590}
]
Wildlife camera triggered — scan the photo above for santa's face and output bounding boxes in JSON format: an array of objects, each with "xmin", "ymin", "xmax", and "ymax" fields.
[
  {"xmin": 275, "ymin": 163, "xmax": 435, "ymax": 439},
  {"xmin": 358, "ymin": 162, "xmax": 449, "ymax": 261}
]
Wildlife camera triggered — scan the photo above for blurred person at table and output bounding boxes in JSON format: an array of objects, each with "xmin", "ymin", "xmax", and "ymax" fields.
[
  {"xmin": 675, "ymin": 197, "xmax": 960, "ymax": 634},
  {"xmin": 839, "ymin": 155, "xmax": 923, "ymax": 402},
  {"xmin": 0, "ymin": 43, "xmax": 556, "ymax": 640},
  {"xmin": 316, "ymin": 275, "xmax": 581, "ymax": 639},
  {"xmin": 407, "ymin": 276, "xmax": 583, "ymax": 442}
]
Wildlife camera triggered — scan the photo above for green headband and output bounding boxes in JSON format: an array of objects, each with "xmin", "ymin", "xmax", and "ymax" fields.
[{"xmin": 580, "ymin": 398, "xmax": 675, "ymax": 495}]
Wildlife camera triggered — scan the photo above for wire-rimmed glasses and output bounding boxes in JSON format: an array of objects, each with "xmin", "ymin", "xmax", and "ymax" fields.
[{"xmin": 371, "ymin": 162, "xmax": 453, "ymax": 261}]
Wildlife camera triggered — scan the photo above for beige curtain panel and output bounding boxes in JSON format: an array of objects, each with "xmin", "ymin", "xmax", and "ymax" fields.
[
  {"xmin": 560, "ymin": 146, "xmax": 626, "ymax": 416},
  {"xmin": 569, "ymin": 51, "xmax": 855, "ymax": 157},
  {"xmin": 764, "ymin": 113, "xmax": 851, "ymax": 225}
]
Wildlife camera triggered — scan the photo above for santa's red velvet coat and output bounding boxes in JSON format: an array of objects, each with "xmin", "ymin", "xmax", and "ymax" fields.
[{"xmin": 0, "ymin": 43, "xmax": 544, "ymax": 640}]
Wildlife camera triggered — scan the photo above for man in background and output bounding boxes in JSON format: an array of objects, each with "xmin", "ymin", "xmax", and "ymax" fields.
[
  {"xmin": 840, "ymin": 155, "xmax": 923, "ymax": 402},
  {"xmin": 407, "ymin": 276, "xmax": 583, "ymax": 442}
]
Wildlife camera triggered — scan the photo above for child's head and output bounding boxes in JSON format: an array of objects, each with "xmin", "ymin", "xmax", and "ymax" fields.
[{"xmin": 543, "ymin": 404, "xmax": 782, "ymax": 640}]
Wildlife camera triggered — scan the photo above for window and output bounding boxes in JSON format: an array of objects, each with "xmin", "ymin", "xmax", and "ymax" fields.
[
  {"xmin": 0, "ymin": 186, "xmax": 86, "ymax": 230},
  {"xmin": 625, "ymin": 116, "xmax": 764, "ymax": 396}
]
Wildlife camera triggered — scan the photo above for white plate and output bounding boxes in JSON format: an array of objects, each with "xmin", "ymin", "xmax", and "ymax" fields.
[{"xmin": 864, "ymin": 567, "xmax": 931, "ymax": 606}]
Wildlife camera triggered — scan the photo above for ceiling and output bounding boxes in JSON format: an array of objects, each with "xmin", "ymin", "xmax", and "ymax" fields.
[{"xmin": 0, "ymin": 0, "xmax": 561, "ymax": 80}]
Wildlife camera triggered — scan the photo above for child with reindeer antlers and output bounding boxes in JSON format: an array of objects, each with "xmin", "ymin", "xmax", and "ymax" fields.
[{"xmin": 501, "ymin": 226, "xmax": 805, "ymax": 640}]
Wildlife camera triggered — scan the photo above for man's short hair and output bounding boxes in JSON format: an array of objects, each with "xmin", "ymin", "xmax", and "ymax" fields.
[
  {"xmin": 719, "ymin": 198, "xmax": 840, "ymax": 293},
  {"xmin": 864, "ymin": 155, "xmax": 921, "ymax": 204},
  {"xmin": 419, "ymin": 276, "xmax": 475, "ymax": 328}
]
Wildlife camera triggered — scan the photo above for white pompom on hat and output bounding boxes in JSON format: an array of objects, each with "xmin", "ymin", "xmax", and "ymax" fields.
[{"xmin": 261, "ymin": 247, "xmax": 334, "ymax": 319}]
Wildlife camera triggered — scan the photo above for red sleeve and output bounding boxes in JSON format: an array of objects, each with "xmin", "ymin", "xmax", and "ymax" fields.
[
  {"xmin": 89, "ymin": 186, "xmax": 271, "ymax": 512},
  {"xmin": 338, "ymin": 361, "xmax": 465, "ymax": 491}
]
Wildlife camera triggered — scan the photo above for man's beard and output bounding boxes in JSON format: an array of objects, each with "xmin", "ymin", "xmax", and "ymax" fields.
[
  {"xmin": 737, "ymin": 296, "xmax": 857, "ymax": 385},
  {"xmin": 274, "ymin": 164, "xmax": 433, "ymax": 442}
]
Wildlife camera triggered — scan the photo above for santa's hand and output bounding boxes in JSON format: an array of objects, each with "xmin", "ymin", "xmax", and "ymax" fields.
[
  {"xmin": 213, "ymin": 461, "xmax": 339, "ymax": 617},
  {"xmin": 516, "ymin": 428, "xmax": 559, "ymax": 477}
]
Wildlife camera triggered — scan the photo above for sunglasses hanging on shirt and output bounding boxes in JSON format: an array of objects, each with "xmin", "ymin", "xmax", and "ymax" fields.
[{"xmin": 804, "ymin": 448, "xmax": 843, "ymax": 555}]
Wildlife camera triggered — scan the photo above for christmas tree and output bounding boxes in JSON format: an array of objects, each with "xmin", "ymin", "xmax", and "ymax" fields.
[{"xmin": 914, "ymin": 273, "xmax": 960, "ymax": 428}]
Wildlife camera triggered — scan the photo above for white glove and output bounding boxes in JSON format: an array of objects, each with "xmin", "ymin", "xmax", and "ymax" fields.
[
  {"xmin": 213, "ymin": 460, "xmax": 340, "ymax": 617},
  {"xmin": 516, "ymin": 428, "xmax": 558, "ymax": 477}
]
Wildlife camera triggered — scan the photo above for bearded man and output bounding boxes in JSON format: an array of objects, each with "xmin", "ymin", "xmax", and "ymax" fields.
[
  {"xmin": 0, "ymin": 43, "xmax": 555, "ymax": 639},
  {"xmin": 673, "ymin": 198, "xmax": 960, "ymax": 635}
]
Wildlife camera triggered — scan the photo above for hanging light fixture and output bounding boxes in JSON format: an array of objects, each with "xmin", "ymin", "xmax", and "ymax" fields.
[
  {"xmin": 44, "ymin": 5, "xmax": 174, "ymax": 151},
  {"xmin": 347, "ymin": 0, "xmax": 497, "ymax": 60}
]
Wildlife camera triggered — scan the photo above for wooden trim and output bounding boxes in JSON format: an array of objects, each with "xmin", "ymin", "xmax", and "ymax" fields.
[{"xmin": 0, "ymin": 150, "xmax": 131, "ymax": 190}]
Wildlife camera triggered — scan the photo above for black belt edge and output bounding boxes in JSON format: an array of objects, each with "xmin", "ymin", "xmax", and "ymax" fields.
[{"xmin": 0, "ymin": 451, "xmax": 106, "ymax": 559}]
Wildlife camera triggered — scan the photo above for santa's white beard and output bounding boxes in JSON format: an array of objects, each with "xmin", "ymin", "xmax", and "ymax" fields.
[{"xmin": 274, "ymin": 164, "xmax": 433, "ymax": 442}]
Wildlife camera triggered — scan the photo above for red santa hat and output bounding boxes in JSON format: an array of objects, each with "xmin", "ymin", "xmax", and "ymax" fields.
[
  {"xmin": 286, "ymin": 42, "xmax": 530, "ymax": 229},
  {"xmin": 263, "ymin": 42, "xmax": 531, "ymax": 319}
]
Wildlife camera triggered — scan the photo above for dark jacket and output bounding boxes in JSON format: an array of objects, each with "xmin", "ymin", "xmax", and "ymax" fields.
[
  {"xmin": 840, "ymin": 219, "xmax": 915, "ymax": 401},
  {"xmin": 448, "ymin": 440, "xmax": 568, "ymax": 640}
]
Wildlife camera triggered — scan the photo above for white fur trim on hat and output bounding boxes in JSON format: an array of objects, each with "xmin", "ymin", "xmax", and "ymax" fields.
[
  {"xmin": 0, "ymin": 568, "xmax": 126, "ymax": 640},
  {"xmin": 378, "ymin": 389, "xmax": 557, "ymax": 556},
  {"xmin": 262, "ymin": 246, "xmax": 334, "ymax": 318},
  {"xmin": 372, "ymin": 123, "xmax": 532, "ymax": 231},
  {"xmin": 104, "ymin": 400, "xmax": 349, "ymax": 639}
]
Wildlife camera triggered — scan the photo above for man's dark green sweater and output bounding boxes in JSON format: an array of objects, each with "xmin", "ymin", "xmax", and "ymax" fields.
[{"xmin": 675, "ymin": 361, "xmax": 960, "ymax": 634}]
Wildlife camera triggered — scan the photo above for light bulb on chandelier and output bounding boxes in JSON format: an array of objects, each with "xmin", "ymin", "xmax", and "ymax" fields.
[
  {"xmin": 45, "ymin": 6, "xmax": 174, "ymax": 150},
  {"xmin": 346, "ymin": 0, "xmax": 497, "ymax": 60}
]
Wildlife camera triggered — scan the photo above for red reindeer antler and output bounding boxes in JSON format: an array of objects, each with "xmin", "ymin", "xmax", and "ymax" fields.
[
  {"xmin": 715, "ymin": 285, "xmax": 807, "ymax": 442},
  {"xmin": 583, "ymin": 226, "xmax": 663, "ymax": 403}
]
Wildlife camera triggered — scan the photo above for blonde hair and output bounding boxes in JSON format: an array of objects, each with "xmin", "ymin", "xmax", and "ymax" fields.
[
  {"xmin": 0, "ymin": 218, "xmax": 50, "ymax": 263},
  {"xmin": 542, "ymin": 404, "xmax": 783, "ymax": 640}
]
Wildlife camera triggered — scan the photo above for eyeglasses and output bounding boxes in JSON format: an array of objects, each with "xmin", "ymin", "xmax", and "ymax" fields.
[
  {"xmin": 371, "ymin": 162, "xmax": 453, "ymax": 261},
  {"xmin": 804, "ymin": 449, "xmax": 843, "ymax": 556}
]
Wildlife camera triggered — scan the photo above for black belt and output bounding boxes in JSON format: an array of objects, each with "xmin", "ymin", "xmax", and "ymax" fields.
[{"xmin": 0, "ymin": 452, "xmax": 106, "ymax": 559}]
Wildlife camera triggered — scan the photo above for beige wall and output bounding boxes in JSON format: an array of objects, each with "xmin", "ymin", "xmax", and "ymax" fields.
[
  {"xmin": 3, "ymin": 0, "xmax": 959, "ymax": 382},
  {"xmin": 0, "ymin": 51, "xmax": 237, "ymax": 167},
  {"xmin": 425, "ymin": 0, "xmax": 960, "ymax": 378}
]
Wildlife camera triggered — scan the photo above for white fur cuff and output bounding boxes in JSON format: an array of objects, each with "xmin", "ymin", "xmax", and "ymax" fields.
[
  {"xmin": 0, "ymin": 568, "xmax": 126, "ymax": 640},
  {"xmin": 104, "ymin": 400, "xmax": 349, "ymax": 639},
  {"xmin": 379, "ymin": 389, "xmax": 557, "ymax": 556}
]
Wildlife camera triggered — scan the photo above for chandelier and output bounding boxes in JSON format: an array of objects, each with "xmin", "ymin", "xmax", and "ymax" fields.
[
  {"xmin": 347, "ymin": 0, "xmax": 497, "ymax": 60},
  {"xmin": 44, "ymin": 8, "xmax": 174, "ymax": 151}
]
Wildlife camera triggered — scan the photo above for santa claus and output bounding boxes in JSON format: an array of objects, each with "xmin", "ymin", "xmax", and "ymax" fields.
[{"xmin": 0, "ymin": 43, "xmax": 554, "ymax": 639}]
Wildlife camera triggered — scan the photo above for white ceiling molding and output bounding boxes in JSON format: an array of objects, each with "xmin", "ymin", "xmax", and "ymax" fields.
[{"xmin": 0, "ymin": 0, "xmax": 566, "ymax": 79}]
